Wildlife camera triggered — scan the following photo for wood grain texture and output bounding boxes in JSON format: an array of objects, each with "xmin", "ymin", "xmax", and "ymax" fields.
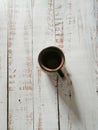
[
  {"xmin": 0, "ymin": 0, "xmax": 97, "ymax": 129},
  {"xmin": 56, "ymin": 0, "xmax": 98, "ymax": 130},
  {"xmin": 33, "ymin": 0, "xmax": 59, "ymax": 129},
  {"xmin": 8, "ymin": 0, "xmax": 33, "ymax": 130},
  {"xmin": 0, "ymin": 0, "xmax": 7, "ymax": 130},
  {"xmin": 95, "ymin": 0, "xmax": 98, "ymax": 93}
]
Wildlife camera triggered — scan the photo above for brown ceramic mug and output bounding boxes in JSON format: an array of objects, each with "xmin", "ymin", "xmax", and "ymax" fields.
[{"xmin": 38, "ymin": 46, "xmax": 65, "ymax": 78}]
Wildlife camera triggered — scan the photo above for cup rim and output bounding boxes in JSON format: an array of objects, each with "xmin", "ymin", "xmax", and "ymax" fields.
[{"xmin": 38, "ymin": 46, "xmax": 65, "ymax": 72}]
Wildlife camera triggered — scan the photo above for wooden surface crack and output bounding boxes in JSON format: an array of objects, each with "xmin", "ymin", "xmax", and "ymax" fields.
[{"xmin": 56, "ymin": 76, "xmax": 60, "ymax": 130}]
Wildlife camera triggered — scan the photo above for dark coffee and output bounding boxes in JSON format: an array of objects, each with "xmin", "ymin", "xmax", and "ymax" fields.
[{"xmin": 41, "ymin": 51, "xmax": 61, "ymax": 69}]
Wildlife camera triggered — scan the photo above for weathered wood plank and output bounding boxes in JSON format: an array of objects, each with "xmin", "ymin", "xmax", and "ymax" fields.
[
  {"xmin": 54, "ymin": 0, "xmax": 98, "ymax": 129},
  {"xmin": 95, "ymin": 0, "xmax": 98, "ymax": 92},
  {"xmin": 33, "ymin": 0, "xmax": 59, "ymax": 129},
  {"xmin": 8, "ymin": 0, "xmax": 33, "ymax": 130},
  {"xmin": 0, "ymin": 0, "xmax": 7, "ymax": 129}
]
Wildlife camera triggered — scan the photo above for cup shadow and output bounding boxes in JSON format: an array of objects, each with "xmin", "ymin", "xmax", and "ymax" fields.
[{"xmin": 48, "ymin": 67, "xmax": 82, "ymax": 123}]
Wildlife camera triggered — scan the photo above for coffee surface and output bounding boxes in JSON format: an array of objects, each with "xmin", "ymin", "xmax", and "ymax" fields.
[{"xmin": 42, "ymin": 51, "xmax": 61, "ymax": 69}]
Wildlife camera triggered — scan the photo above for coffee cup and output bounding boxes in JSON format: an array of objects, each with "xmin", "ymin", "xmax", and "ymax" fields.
[{"xmin": 38, "ymin": 46, "xmax": 65, "ymax": 78}]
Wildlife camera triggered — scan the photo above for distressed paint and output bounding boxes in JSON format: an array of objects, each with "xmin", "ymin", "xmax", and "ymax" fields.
[
  {"xmin": 0, "ymin": 0, "xmax": 7, "ymax": 130},
  {"xmin": 0, "ymin": 0, "xmax": 97, "ymax": 129},
  {"xmin": 55, "ymin": 0, "xmax": 98, "ymax": 129},
  {"xmin": 54, "ymin": 0, "xmax": 64, "ymax": 48},
  {"xmin": 33, "ymin": 0, "xmax": 59, "ymax": 129},
  {"xmin": 8, "ymin": 0, "xmax": 33, "ymax": 130}
]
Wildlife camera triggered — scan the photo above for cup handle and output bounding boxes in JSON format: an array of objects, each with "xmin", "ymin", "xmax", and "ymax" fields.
[{"xmin": 57, "ymin": 69, "xmax": 64, "ymax": 78}]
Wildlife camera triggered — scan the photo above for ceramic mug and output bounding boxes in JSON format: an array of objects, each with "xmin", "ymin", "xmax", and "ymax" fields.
[{"xmin": 38, "ymin": 46, "xmax": 65, "ymax": 78}]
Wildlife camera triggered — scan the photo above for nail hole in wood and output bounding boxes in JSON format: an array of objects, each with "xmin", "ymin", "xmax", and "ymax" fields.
[
  {"xmin": 18, "ymin": 99, "xmax": 21, "ymax": 102},
  {"xmin": 69, "ymin": 91, "xmax": 72, "ymax": 99}
]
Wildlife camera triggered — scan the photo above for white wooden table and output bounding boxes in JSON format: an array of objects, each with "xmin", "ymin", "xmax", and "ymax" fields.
[{"xmin": 0, "ymin": 0, "xmax": 98, "ymax": 129}]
